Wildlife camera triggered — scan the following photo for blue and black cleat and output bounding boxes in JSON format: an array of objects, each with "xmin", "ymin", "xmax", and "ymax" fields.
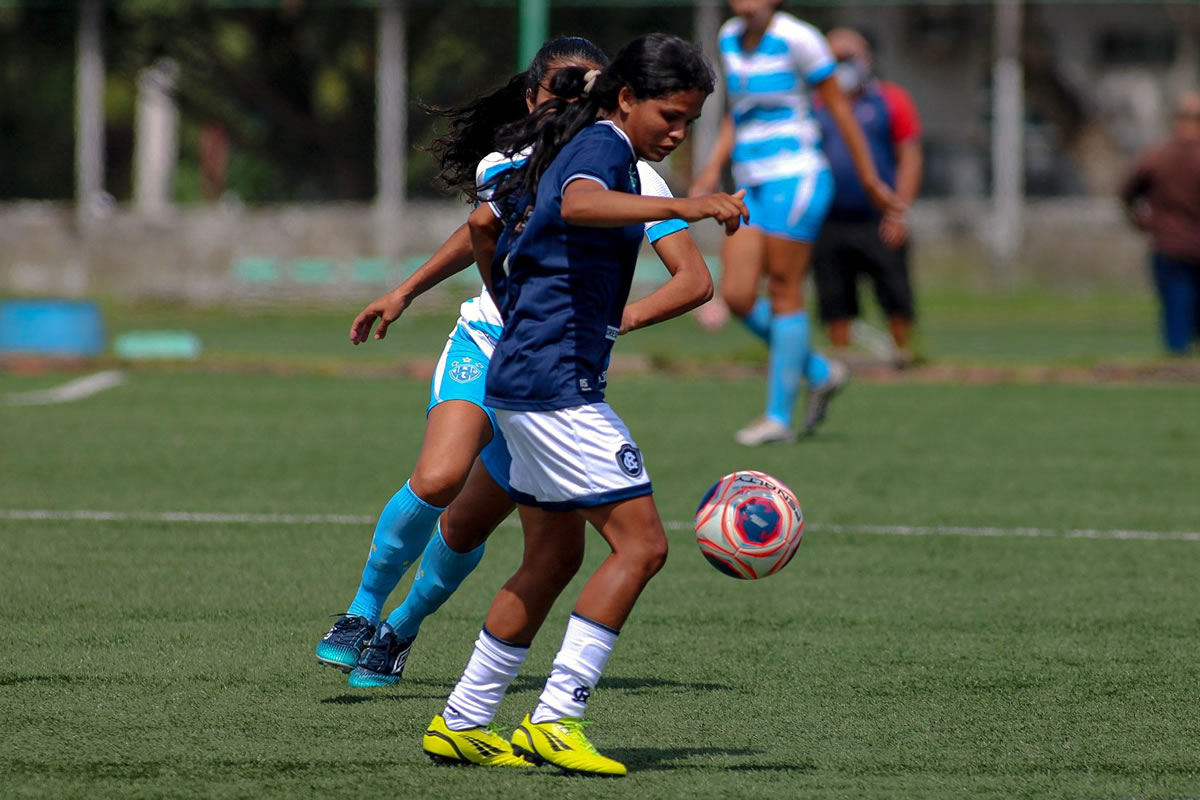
[
  {"xmin": 348, "ymin": 622, "xmax": 415, "ymax": 688},
  {"xmin": 316, "ymin": 614, "xmax": 376, "ymax": 672}
]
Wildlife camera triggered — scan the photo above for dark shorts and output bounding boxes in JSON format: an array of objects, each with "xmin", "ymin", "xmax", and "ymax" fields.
[{"xmin": 813, "ymin": 219, "xmax": 915, "ymax": 323}]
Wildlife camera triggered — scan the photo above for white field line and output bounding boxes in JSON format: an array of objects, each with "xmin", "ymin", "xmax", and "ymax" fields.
[
  {"xmin": 6, "ymin": 370, "xmax": 126, "ymax": 406},
  {"xmin": 1, "ymin": 509, "xmax": 1199, "ymax": 542}
]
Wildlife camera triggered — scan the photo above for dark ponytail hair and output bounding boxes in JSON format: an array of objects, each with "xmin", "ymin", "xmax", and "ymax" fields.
[
  {"xmin": 422, "ymin": 36, "xmax": 609, "ymax": 198},
  {"xmin": 489, "ymin": 34, "xmax": 715, "ymax": 209}
]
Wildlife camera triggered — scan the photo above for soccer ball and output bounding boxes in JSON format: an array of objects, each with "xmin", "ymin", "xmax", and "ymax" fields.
[{"xmin": 694, "ymin": 470, "xmax": 804, "ymax": 579}]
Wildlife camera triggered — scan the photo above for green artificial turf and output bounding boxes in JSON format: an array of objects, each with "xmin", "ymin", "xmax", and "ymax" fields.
[
  {"xmin": 2, "ymin": 373, "xmax": 1199, "ymax": 798},
  {"xmin": 86, "ymin": 285, "xmax": 1165, "ymax": 369}
]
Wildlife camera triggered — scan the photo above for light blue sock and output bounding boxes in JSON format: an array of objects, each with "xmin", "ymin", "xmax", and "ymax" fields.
[
  {"xmin": 386, "ymin": 525, "xmax": 486, "ymax": 639},
  {"xmin": 740, "ymin": 298, "xmax": 772, "ymax": 344},
  {"xmin": 805, "ymin": 349, "xmax": 832, "ymax": 386},
  {"xmin": 347, "ymin": 481, "xmax": 444, "ymax": 623},
  {"xmin": 766, "ymin": 311, "xmax": 811, "ymax": 427}
]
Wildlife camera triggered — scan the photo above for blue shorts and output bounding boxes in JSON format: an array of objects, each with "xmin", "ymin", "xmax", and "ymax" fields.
[
  {"xmin": 428, "ymin": 323, "xmax": 511, "ymax": 491},
  {"xmin": 742, "ymin": 169, "xmax": 834, "ymax": 243}
]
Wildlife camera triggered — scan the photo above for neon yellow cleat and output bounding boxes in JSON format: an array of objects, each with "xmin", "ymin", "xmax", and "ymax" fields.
[
  {"xmin": 422, "ymin": 714, "xmax": 536, "ymax": 768},
  {"xmin": 511, "ymin": 714, "xmax": 627, "ymax": 777}
]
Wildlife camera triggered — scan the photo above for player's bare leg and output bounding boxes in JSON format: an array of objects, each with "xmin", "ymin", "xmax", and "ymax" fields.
[
  {"xmin": 409, "ymin": 400, "xmax": 494, "ymax": 508},
  {"xmin": 512, "ymin": 495, "xmax": 666, "ymax": 777},
  {"xmin": 483, "ymin": 507, "xmax": 587, "ymax": 644},
  {"xmin": 828, "ymin": 318, "xmax": 853, "ymax": 348}
]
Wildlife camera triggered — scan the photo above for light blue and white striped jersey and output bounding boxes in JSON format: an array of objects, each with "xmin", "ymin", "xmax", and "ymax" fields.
[
  {"xmin": 719, "ymin": 12, "xmax": 836, "ymax": 186},
  {"xmin": 456, "ymin": 148, "xmax": 687, "ymax": 357}
]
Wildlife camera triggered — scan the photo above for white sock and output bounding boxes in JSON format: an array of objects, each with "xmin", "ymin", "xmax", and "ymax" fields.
[
  {"xmin": 443, "ymin": 628, "xmax": 529, "ymax": 731},
  {"xmin": 530, "ymin": 613, "xmax": 618, "ymax": 724}
]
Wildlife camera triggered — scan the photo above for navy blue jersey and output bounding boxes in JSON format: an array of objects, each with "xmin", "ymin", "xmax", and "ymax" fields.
[{"xmin": 484, "ymin": 121, "xmax": 643, "ymax": 412}]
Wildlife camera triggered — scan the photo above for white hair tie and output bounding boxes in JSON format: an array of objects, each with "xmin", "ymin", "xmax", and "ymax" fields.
[{"xmin": 583, "ymin": 69, "xmax": 601, "ymax": 96}]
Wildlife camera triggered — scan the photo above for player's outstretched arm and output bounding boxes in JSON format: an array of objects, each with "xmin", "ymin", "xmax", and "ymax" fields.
[
  {"xmin": 467, "ymin": 203, "xmax": 505, "ymax": 304},
  {"xmin": 349, "ymin": 223, "xmax": 475, "ymax": 344},
  {"xmin": 561, "ymin": 180, "xmax": 749, "ymax": 235},
  {"xmin": 621, "ymin": 231, "xmax": 713, "ymax": 334}
]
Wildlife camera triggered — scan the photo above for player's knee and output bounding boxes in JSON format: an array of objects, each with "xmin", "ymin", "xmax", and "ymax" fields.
[
  {"xmin": 766, "ymin": 273, "xmax": 802, "ymax": 298},
  {"xmin": 765, "ymin": 285, "xmax": 803, "ymax": 315},
  {"xmin": 643, "ymin": 537, "xmax": 668, "ymax": 578},
  {"xmin": 546, "ymin": 550, "xmax": 584, "ymax": 589},
  {"xmin": 621, "ymin": 532, "xmax": 668, "ymax": 580},
  {"xmin": 722, "ymin": 287, "xmax": 756, "ymax": 318},
  {"xmin": 409, "ymin": 464, "xmax": 469, "ymax": 508}
]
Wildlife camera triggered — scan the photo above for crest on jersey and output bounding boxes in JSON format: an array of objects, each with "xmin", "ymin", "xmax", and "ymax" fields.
[
  {"xmin": 615, "ymin": 444, "xmax": 643, "ymax": 478},
  {"xmin": 629, "ymin": 165, "xmax": 640, "ymax": 194},
  {"xmin": 448, "ymin": 357, "xmax": 483, "ymax": 384}
]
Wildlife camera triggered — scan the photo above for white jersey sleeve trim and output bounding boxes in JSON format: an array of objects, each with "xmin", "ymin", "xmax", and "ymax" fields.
[
  {"xmin": 635, "ymin": 160, "xmax": 688, "ymax": 240},
  {"xmin": 562, "ymin": 173, "xmax": 610, "ymax": 192}
]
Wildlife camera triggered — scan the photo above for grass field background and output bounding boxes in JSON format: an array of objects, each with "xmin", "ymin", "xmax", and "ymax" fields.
[
  {"xmin": 3, "ymin": 363, "xmax": 1200, "ymax": 798},
  {"xmin": 83, "ymin": 285, "xmax": 1166, "ymax": 369}
]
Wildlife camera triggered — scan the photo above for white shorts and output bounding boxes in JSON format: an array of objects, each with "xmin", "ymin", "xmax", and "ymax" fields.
[{"xmin": 495, "ymin": 403, "xmax": 653, "ymax": 510}]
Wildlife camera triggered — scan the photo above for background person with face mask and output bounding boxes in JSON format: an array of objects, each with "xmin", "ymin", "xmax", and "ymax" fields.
[
  {"xmin": 691, "ymin": 2, "xmax": 903, "ymax": 446},
  {"xmin": 813, "ymin": 28, "xmax": 924, "ymax": 365}
]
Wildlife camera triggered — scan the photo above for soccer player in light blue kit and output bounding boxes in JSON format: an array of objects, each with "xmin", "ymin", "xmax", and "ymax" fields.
[
  {"xmin": 421, "ymin": 34, "xmax": 750, "ymax": 775},
  {"xmin": 692, "ymin": 0, "xmax": 903, "ymax": 445},
  {"xmin": 316, "ymin": 38, "xmax": 710, "ymax": 689}
]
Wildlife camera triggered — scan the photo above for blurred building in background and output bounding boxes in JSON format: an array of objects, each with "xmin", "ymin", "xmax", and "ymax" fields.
[{"xmin": 1, "ymin": 0, "xmax": 1197, "ymax": 302}]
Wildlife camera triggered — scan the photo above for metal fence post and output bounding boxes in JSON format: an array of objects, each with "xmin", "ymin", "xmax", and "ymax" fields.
[
  {"xmin": 991, "ymin": 0, "xmax": 1024, "ymax": 269},
  {"xmin": 376, "ymin": 0, "xmax": 407, "ymax": 259},
  {"xmin": 76, "ymin": 0, "xmax": 105, "ymax": 233},
  {"xmin": 694, "ymin": 0, "xmax": 724, "ymax": 181},
  {"xmin": 518, "ymin": 0, "xmax": 549, "ymax": 72}
]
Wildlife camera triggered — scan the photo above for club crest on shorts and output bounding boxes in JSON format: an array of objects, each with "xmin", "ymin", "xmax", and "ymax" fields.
[
  {"xmin": 616, "ymin": 444, "xmax": 643, "ymax": 478},
  {"xmin": 448, "ymin": 357, "xmax": 483, "ymax": 384}
]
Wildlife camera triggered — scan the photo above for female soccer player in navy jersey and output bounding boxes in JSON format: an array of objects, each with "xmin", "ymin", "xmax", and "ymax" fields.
[
  {"xmin": 422, "ymin": 34, "xmax": 749, "ymax": 776},
  {"xmin": 316, "ymin": 38, "xmax": 713, "ymax": 690},
  {"xmin": 691, "ymin": 0, "xmax": 902, "ymax": 445}
]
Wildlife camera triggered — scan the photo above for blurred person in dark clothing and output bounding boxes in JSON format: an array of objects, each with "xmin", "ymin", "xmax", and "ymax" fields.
[
  {"xmin": 813, "ymin": 28, "xmax": 923, "ymax": 363},
  {"xmin": 1120, "ymin": 90, "xmax": 1200, "ymax": 356}
]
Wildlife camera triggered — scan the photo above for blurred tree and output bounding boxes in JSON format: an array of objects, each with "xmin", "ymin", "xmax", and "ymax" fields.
[
  {"xmin": 0, "ymin": 4, "xmax": 79, "ymax": 199},
  {"xmin": 112, "ymin": 1, "xmax": 380, "ymax": 201},
  {"xmin": 0, "ymin": 1, "xmax": 709, "ymax": 203}
]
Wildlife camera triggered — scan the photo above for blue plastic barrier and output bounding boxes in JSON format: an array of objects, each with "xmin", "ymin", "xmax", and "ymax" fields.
[{"xmin": 0, "ymin": 299, "xmax": 106, "ymax": 357}]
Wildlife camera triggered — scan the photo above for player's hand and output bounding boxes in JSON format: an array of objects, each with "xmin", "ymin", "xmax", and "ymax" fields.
[
  {"xmin": 349, "ymin": 289, "xmax": 410, "ymax": 344},
  {"xmin": 677, "ymin": 189, "xmax": 750, "ymax": 236},
  {"xmin": 866, "ymin": 178, "xmax": 905, "ymax": 220},
  {"xmin": 879, "ymin": 213, "xmax": 909, "ymax": 249}
]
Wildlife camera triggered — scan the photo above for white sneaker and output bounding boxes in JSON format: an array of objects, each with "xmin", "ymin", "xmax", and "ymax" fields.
[
  {"xmin": 804, "ymin": 359, "xmax": 849, "ymax": 435},
  {"xmin": 734, "ymin": 416, "xmax": 796, "ymax": 446}
]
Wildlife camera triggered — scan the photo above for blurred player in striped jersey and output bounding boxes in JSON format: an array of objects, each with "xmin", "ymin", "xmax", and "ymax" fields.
[{"xmin": 692, "ymin": 0, "xmax": 903, "ymax": 445}]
